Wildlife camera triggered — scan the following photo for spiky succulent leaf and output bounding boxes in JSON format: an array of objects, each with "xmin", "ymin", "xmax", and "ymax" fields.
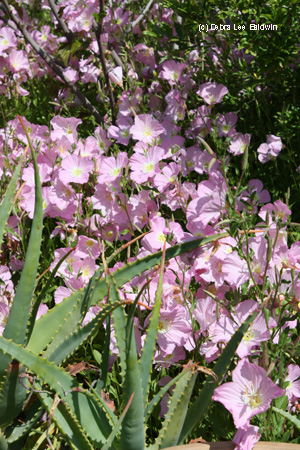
[
  {"xmin": 139, "ymin": 242, "xmax": 165, "ymax": 409},
  {"xmin": 0, "ymin": 152, "xmax": 25, "ymax": 252},
  {"xmin": 150, "ymin": 362, "xmax": 198, "ymax": 449},
  {"xmin": 178, "ymin": 311, "xmax": 258, "ymax": 443},
  {"xmin": 0, "ymin": 337, "xmax": 113, "ymax": 446},
  {"xmin": 105, "ymin": 269, "xmax": 127, "ymax": 384},
  {"xmin": 42, "ymin": 300, "xmax": 123, "ymax": 366},
  {"xmin": 28, "ymin": 233, "xmax": 227, "ymax": 355},
  {"xmin": 119, "ymin": 306, "xmax": 145, "ymax": 450},
  {"xmin": 3, "ymin": 117, "xmax": 43, "ymax": 346},
  {"xmin": 0, "ymin": 118, "xmax": 43, "ymax": 427}
]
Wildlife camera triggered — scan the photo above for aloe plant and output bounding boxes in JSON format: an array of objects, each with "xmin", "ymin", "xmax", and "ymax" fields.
[{"xmin": 0, "ymin": 117, "xmax": 257, "ymax": 448}]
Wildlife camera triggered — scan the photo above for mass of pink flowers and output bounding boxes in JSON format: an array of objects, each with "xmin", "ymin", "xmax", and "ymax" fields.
[{"xmin": 0, "ymin": 0, "xmax": 299, "ymax": 447}]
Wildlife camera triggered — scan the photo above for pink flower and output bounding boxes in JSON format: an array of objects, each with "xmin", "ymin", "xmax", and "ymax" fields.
[
  {"xmin": 259, "ymin": 200, "xmax": 291, "ymax": 223},
  {"xmin": 108, "ymin": 66, "xmax": 123, "ymax": 87},
  {"xmin": 212, "ymin": 300, "xmax": 274, "ymax": 358},
  {"xmin": 9, "ymin": 50, "xmax": 30, "ymax": 73},
  {"xmin": 197, "ymin": 82, "xmax": 228, "ymax": 105},
  {"xmin": 159, "ymin": 60, "xmax": 187, "ymax": 85},
  {"xmin": 187, "ymin": 171, "xmax": 228, "ymax": 229},
  {"xmin": 129, "ymin": 146, "xmax": 164, "ymax": 183},
  {"xmin": 233, "ymin": 425, "xmax": 261, "ymax": 450},
  {"xmin": 0, "ymin": 27, "xmax": 18, "ymax": 54},
  {"xmin": 108, "ymin": 116, "xmax": 133, "ymax": 145},
  {"xmin": 99, "ymin": 152, "xmax": 128, "ymax": 182},
  {"xmin": 59, "ymin": 155, "xmax": 94, "ymax": 184},
  {"xmin": 155, "ymin": 305, "xmax": 192, "ymax": 355},
  {"xmin": 213, "ymin": 358, "xmax": 284, "ymax": 428},
  {"xmin": 216, "ymin": 112, "xmax": 238, "ymax": 137},
  {"xmin": 229, "ymin": 133, "xmax": 251, "ymax": 155},
  {"xmin": 50, "ymin": 116, "xmax": 82, "ymax": 144},
  {"xmin": 285, "ymin": 364, "xmax": 300, "ymax": 403},
  {"xmin": 130, "ymin": 114, "xmax": 165, "ymax": 144},
  {"xmin": 257, "ymin": 134, "xmax": 283, "ymax": 163}
]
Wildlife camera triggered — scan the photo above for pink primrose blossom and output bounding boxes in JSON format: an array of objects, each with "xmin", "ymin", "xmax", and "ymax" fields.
[
  {"xmin": 187, "ymin": 106, "xmax": 212, "ymax": 138},
  {"xmin": 118, "ymin": 88, "xmax": 143, "ymax": 117},
  {"xmin": 197, "ymin": 82, "xmax": 228, "ymax": 105},
  {"xmin": 36, "ymin": 303, "xmax": 48, "ymax": 319},
  {"xmin": 99, "ymin": 152, "xmax": 128, "ymax": 182},
  {"xmin": 228, "ymin": 133, "xmax": 251, "ymax": 155},
  {"xmin": 164, "ymin": 89, "xmax": 186, "ymax": 121},
  {"xmin": 257, "ymin": 134, "xmax": 283, "ymax": 163},
  {"xmin": 62, "ymin": 67, "xmax": 79, "ymax": 83},
  {"xmin": 55, "ymin": 286, "xmax": 73, "ymax": 304},
  {"xmin": 59, "ymin": 155, "xmax": 94, "ymax": 184},
  {"xmin": 8, "ymin": 50, "xmax": 30, "ymax": 73},
  {"xmin": 216, "ymin": 112, "xmax": 238, "ymax": 137},
  {"xmin": 285, "ymin": 364, "xmax": 300, "ymax": 403},
  {"xmin": 130, "ymin": 114, "xmax": 165, "ymax": 144},
  {"xmin": 129, "ymin": 146, "xmax": 164, "ymax": 183},
  {"xmin": 159, "ymin": 60, "xmax": 187, "ymax": 85},
  {"xmin": 73, "ymin": 257, "xmax": 98, "ymax": 283},
  {"xmin": 94, "ymin": 126, "xmax": 110, "ymax": 153},
  {"xmin": 108, "ymin": 116, "xmax": 133, "ymax": 145},
  {"xmin": 259, "ymin": 200, "xmax": 291, "ymax": 224},
  {"xmin": 187, "ymin": 171, "xmax": 228, "ymax": 229},
  {"xmin": 153, "ymin": 162, "xmax": 180, "ymax": 190},
  {"xmin": 155, "ymin": 305, "xmax": 192, "ymax": 355},
  {"xmin": 108, "ymin": 66, "xmax": 123, "ymax": 87},
  {"xmin": 233, "ymin": 425, "xmax": 261, "ymax": 450},
  {"xmin": 0, "ymin": 27, "xmax": 18, "ymax": 54},
  {"xmin": 0, "ymin": 302, "xmax": 10, "ymax": 335},
  {"xmin": 141, "ymin": 216, "xmax": 169, "ymax": 252},
  {"xmin": 212, "ymin": 358, "xmax": 284, "ymax": 428},
  {"xmin": 155, "ymin": 346, "xmax": 186, "ymax": 370},
  {"xmin": 134, "ymin": 44, "xmax": 156, "ymax": 70},
  {"xmin": 212, "ymin": 300, "xmax": 274, "ymax": 358},
  {"xmin": 75, "ymin": 236, "xmax": 100, "ymax": 259},
  {"xmin": 237, "ymin": 179, "xmax": 270, "ymax": 212},
  {"xmin": 68, "ymin": 5, "xmax": 96, "ymax": 32},
  {"xmin": 50, "ymin": 116, "xmax": 82, "ymax": 144}
]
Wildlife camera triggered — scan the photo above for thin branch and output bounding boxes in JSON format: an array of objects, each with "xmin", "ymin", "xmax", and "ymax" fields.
[
  {"xmin": 131, "ymin": 0, "xmax": 154, "ymax": 29},
  {"xmin": 47, "ymin": 0, "xmax": 74, "ymax": 44},
  {"xmin": 2, "ymin": 0, "xmax": 104, "ymax": 124}
]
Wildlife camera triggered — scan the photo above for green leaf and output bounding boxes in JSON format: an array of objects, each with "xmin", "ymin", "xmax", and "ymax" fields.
[
  {"xmin": 273, "ymin": 406, "xmax": 300, "ymax": 431},
  {"xmin": 28, "ymin": 233, "xmax": 227, "ymax": 355},
  {"xmin": 178, "ymin": 311, "xmax": 258, "ymax": 443},
  {"xmin": 0, "ymin": 337, "xmax": 113, "ymax": 447},
  {"xmin": 139, "ymin": 243, "xmax": 166, "ymax": 409}
]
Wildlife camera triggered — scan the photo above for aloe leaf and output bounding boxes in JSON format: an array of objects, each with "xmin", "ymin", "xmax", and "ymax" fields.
[
  {"xmin": 29, "ymin": 233, "xmax": 227, "ymax": 355},
  {"xmin": 140, "ymin": 242, "xmax": 166, "ymax": 409},
  {"xmin": 26, "ymin": 247, "xmax": 77, "ymax": 341},
  {"xmin": 273, "ymin": 406, "xmax": 300, "ymax": 431},
  {"xmin": 27, "ymin": 264, "xmax": 105, "ymax": 355},
  {"xmin": 144, "ymin": 365, "xmax": 197, "ymax": 421},
  {"xmin": 43, "ymin": 300, "xmax": 123, "ymax": 366},
  {"xmin": 95, "ymin": 315, "xmax": 111, "ymax": 394},
  {"xmin": 0, "ymin": 155, "xmax": 25, "ymax": 251},
  {"xmin": 37, "ymin": 388, "xmax": 94, "ymax": 450},
  {"xmin": 3, "ymin": 117, "xmax": 43, "ymax": 346},
  {"xmin": 105, "ymin": 268, "xmax": 128, "ymax": 384},
  {"xmin": 150, "ymin": 363, "xmax": 198, "ymax": 449},
  {"xmin": 0, "ymin": 337, "xmax": 113, "ymax": 446},
  {"xmin": 178, "ymin": 311, "xmax": 258, "ymax": 444},
  {"xmin": 102, "ymin": 393, "xmax": 134, "ymax": 450},
  {"xmin": 5, "ymin": 402, "xmax": 43, "ymax": 444},
  {"xmin": 119, "ymin": 305, "xmax": 145, "ymax": 450}
]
